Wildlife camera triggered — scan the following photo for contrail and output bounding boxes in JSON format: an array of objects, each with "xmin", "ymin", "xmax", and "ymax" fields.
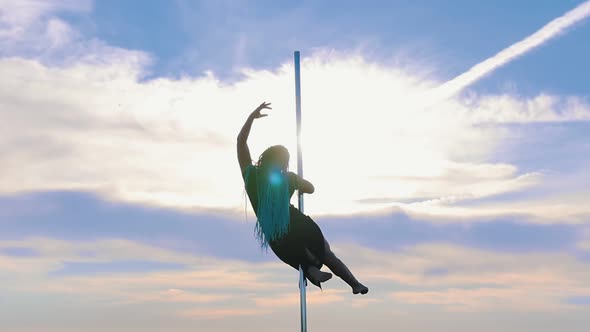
[{"xmin": 429, "ymin": 0, "xmax": 590, "ymax": 103}]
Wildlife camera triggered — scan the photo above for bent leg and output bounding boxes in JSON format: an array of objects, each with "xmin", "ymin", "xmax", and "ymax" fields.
[
  {"xmin": 269, "ymin": 239, "xmax": 331, "ymax": 289},
  {"xmin": 322, "ymin": 239, "xmax": 369, "ymax": 295},
  {"xmin": 303, "ymin": 247, "xmax": 332, "ymax": 288}
]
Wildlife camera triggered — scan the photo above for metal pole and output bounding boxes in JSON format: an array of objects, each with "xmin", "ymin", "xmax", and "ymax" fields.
[{"xmin": 294, "ymin": 50, "xmax": 307, "ymax": 332}]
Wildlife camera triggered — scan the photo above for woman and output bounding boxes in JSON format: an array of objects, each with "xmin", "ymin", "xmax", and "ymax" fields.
[{"xmin": 237, "ymin": 101, "xmax": 368, "ymax": 295}]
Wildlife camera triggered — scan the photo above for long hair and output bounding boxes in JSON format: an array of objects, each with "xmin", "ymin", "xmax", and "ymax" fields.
[{"xmin": 245, "ymin": 145, "xmax": 291, "ymax": 249}]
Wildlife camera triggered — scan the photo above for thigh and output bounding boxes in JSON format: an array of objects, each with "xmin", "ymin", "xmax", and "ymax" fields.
[
  {"xmin": 324, "ymin": 238, "xmax": 332, "ymax": 254},
  {"xmin": 323, "ymin": 238, "xmax": 336, "ymax": 261},
  {"xmin": 270, "ymin": 239, "xmax": 304, "ymax": 271},
  {"xmin": 290, "ymin": 207, "xmax": 326, "ymax": 248}
]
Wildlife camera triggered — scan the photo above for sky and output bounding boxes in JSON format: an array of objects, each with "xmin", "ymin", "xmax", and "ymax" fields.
[{"xmin": 1, "ymin": 0, "xmax": 590, "ymax": 331}]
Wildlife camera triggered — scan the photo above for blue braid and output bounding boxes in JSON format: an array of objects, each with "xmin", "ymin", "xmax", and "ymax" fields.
[{"xmin": 245, "ymin": 164, "xmax": 291, "ymax": 250}]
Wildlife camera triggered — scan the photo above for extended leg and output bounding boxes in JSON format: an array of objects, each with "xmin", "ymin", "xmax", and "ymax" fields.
[{"xmin": 322, "ymin": 240, "xmax": 368, "ymax": 295}]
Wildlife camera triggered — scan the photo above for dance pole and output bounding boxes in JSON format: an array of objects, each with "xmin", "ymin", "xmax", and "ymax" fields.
[{"xmin": 294, "ymin": 51, "xmax": 307, "ymax": 332}]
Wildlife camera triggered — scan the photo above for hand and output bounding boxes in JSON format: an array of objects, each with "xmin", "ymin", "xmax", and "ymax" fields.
[{"xmin": 250, "ymin": 101, "xmax": 272, "ymax": 119}]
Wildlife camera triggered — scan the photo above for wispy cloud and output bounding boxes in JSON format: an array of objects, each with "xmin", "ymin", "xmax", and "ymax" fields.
[
  {"xmin": 430, "ymin": 0, "xmax": 590, "ymax": 102},
  {"xmin": 337, "ymin": 243, "xmax": 590, "ymax": 312},
  {"xmin": 391, "ymin": 287, "xmax": 564, "ymax": 312},
  {"xmin": 577, "ymin": 228, "xmax": 590, "ymax": 251},
  {"xmin": 253, "ymin": 290, "xmax": 346, "ymax": 308},
  {"xmin": 178, "ymin": 308, "xmax": 272, "ymax": 319},
  {"xmin": 2, "ymin": 237, "xmax": 590, "ymax": 323},
  {"xmin": 0, "ymin": 0, "xmax": 92, "ymax": 57}
]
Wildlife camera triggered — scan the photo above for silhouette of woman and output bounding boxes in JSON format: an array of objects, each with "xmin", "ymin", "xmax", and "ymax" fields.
[{"xmin": 237, "ymin": 101, "xmax": 368, "ymax": 294}]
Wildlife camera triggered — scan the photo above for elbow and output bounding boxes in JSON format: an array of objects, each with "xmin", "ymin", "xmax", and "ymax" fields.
[{"xmin": 237, "ymin": 136, "xmax": 247, "ymax": 147}]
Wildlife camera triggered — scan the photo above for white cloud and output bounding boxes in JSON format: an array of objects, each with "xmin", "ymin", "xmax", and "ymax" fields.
[
  {"xmin": 409, "ymin": 194, "xmax": 590, "ymax": 224},
  {"xmin": 465, "ymin": 93, "xmax": 590, "ymax": 123},
  {"xmin": 1, "ymin": 1, "xmax": 589, "ymax": 225},
  {"xmin": 4, "ymin": 53, "xmax": 588, "ymax": 222},
  {"xmin": 2, "ymin": 3, "xmax": 590, "ymax": 331},
  {"xmin": 0, "ymin": 0, "xmax": 91, "ymax": 55}
]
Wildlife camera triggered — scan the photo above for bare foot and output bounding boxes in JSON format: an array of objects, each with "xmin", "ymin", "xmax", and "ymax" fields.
[
  {"xmin": 306, "ymin": 267, "xmax": 332, "ymax": 288},
  {"xmin": 352, "ymin": 283, "xmax": 368, "ymax": 295},
  {"xmin": 316, "ymin": 271, "xmax": 333, "ymax": 282}
]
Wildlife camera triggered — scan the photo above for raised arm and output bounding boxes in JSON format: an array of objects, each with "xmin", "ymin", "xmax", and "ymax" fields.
[{"xmin": 237, "ymin": 102, "xmax": 271, "ymax": 176}]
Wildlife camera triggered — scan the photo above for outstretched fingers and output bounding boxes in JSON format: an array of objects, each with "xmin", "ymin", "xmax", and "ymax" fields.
[
  {"xmin": 258, "ymin": 101, "xmax": 272, "ymax": 110},
  {"xmin": 252, "ymin": 101, "xmax": 272, "ymax": 118}
]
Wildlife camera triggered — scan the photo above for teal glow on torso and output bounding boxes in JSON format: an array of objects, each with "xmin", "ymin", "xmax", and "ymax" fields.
[{"xmin": 243, "ymin": 164, "xmax": 294, "ymax": 248}]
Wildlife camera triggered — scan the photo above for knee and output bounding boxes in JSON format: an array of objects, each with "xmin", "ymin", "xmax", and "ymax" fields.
[
  {"xmin": 304, "ymin": 247, "xmax": 322, "ymax": 267},
  {"xmin": 323, "ymin": 249, "xmax": 337, "ymax": 265},
  {"xmin": 323, "ymin": 240, "xmax": 333, "ymax": 255}
]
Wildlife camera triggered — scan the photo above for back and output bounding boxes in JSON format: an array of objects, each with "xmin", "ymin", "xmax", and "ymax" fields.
[{"xmin": 243, "ymin": 165, "xmax": 297, "ymax": 215}]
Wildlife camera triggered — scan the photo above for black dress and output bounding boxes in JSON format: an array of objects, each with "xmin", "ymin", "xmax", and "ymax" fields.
[{"xmin": 243, "ymin": 166, "xmax": 326, "ymax": 285}]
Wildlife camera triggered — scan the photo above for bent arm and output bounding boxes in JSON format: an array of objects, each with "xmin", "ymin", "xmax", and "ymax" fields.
[
  {"xmin": 289, "ymin": 172, "xmax": 315, "ymax": 194},
  {"xmin": 237, "ymin": 114, "xmax": 255, "ymax": 176},
  {"xmin": 237, "ymin": 102, "xmax": 271, "ymax": 177}
]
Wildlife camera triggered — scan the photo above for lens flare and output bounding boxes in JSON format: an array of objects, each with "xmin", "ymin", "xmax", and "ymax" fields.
[{"xmin": 269, "ymin": 169, "xmax": 284, "ymax": 186}]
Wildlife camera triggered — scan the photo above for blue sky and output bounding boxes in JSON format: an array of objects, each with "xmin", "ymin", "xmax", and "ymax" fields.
[
  {"xmin": 60, "ymin": 0, "xmax": 590, "ymax": 93},
  {"xmin": 1, "ymin": 1, "xmax": 590, "ymax": 331}
]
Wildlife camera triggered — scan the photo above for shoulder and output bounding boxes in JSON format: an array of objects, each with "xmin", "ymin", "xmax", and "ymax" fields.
[
  {"xmin": 240, "ymin": 162, "xmax": 254, "ymax": 177},
  {"xmin": 242, "ymin": 164, "xmax": 256, "ymax": 181}
]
